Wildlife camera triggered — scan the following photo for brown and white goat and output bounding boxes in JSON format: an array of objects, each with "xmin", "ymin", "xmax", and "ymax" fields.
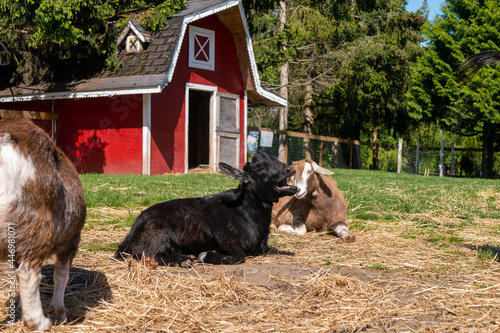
[
  {"xmin": 0, "ymin": 119, "xmax": 86, "ymax": 330},
  {"xmin": 272, "ymin": 159, "xmax": 355, "ymax": 242}
]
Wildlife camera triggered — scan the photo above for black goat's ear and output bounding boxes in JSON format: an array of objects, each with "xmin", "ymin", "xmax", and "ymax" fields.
[{"xmin": 219, "ymin": 163, "xmax": 247, "ymax": 181}]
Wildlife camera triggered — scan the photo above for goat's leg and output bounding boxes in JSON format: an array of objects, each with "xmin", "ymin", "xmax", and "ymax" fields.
[
  {"xmin": 198, "ymin": 249, "xmax": 246, "ymax": 264},
  {"xmin": 47, "ymin": 254, "xmax": 72, "ymax": 324},
  {"xmin": 17, "ymin": 261, "xmax": 52, "ymax": 331},
  {"xmin": 330, "ymin": 222, "xmax": 355, "ymax": 242},
  {"xmin": 278, "ymin": 223, "xmax": 307, "ymax": 234},
  {"xmin": 198, "ymin": 240, "xmax": 246, "ymax": 265},
  {"xmin": 278, "ymin": 215, "xmax": 307, "ymax": 234},
  {"xmin": 48, "ymin": 233, "xmax": 80, "ymax": 324},
  {"xmin": 197, "ymin": 235, "xmax": 247, "ymax": 265},
  {"xmin": 154, "ymin": 252, "xmax": 196, "ymax": 267}
]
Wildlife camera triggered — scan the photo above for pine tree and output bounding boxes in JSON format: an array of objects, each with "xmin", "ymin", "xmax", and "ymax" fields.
[
  {"xmin": 407, "ymin": 0, "xmax": 500, "ymax": 178},
  {"xmin": 245, "ymin": 0, "xmax": 425, "ymax": 169}
]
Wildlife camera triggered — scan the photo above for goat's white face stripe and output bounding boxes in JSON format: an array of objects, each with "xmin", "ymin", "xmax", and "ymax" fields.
[
  {"xmin": 292, "ymin": 162, "xmax": 313, "ymax": 199},
  {"xmin": 0, "ymin": 136, "xmax": 36, "ymax": 228}
]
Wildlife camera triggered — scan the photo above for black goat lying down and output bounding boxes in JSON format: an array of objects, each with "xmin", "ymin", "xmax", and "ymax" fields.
[{"xmin": 115, "ymin": 151, "xmax": 297, "ymax": 266}]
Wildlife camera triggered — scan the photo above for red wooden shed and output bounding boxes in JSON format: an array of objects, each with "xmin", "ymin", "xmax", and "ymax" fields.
[{"xmin": 0, "ymin": 0, "xmax": 285, "ymax": 175}]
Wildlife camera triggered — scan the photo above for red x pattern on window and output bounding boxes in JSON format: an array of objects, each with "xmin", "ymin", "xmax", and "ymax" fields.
[{"xmin": 194, "ymin": 35, "xmax": 210, "ymax": 62}]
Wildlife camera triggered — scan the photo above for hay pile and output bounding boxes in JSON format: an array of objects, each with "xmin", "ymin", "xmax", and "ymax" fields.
[{"xmin": 1, "ymin": 219, "xmax": 499, "ymax": 332}]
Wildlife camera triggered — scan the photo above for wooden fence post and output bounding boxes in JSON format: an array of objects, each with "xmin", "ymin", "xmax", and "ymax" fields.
[
  {"xmin": 284, "ymin": 135, "xmax": 288, "ymax": 164},
  {"xmin": 349, "ymin": 143, "xmax": 353, "ymax": 169},
  {"xmin": 450, "ymin": 143, "xmax": 455, "ymax": 176},
  {"xmin": 397, "ymin": 138, "xmax": 402, "ymax": 174},
  {"xmin": 319, "ymin": 141, "xmax": 324, "ymax": 166},
  {"xmin": 331, "ymin": 142, "xmax": 338, "ymax": 169},
  {"xmin": 439, "ymin": 140, "xmax": 444, "ymax": 177},
  {"xmin": 279, "ymin": 134, "xmax": 287, "ymax": 163},
  {"xmin": 416, "ymin": 141, "xmax": 420, "ymax": 175},
  {"xmin": 51, "ymin": 100, "xmax": 57, "ymax": 143}
]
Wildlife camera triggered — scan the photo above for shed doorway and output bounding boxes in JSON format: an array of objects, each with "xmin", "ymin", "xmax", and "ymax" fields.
[{"xmin": 188, "ymin": 90, "xmax": 211, "ymax": 171}]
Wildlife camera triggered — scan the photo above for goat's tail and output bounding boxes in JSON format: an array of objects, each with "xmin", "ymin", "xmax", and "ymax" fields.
[
  {"xmin": 114, "ymin": 239, "xmax": 131, "ymax": 260},
  {"xmin": 459, "ymin": 50, "xmax": 500, "ymax": 82}
]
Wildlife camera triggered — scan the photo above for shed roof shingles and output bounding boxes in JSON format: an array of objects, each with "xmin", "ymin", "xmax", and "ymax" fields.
[
  {"xmin": 0, "ymin": 0, "xmax": 288, "ymax": 106},
  {"xmin": 111, "ymin": 17, "xmax": 180, "ymax": 78},
  {"xmin": 105, "ymin": 1, "xmax": 230, "ymax": 79}
]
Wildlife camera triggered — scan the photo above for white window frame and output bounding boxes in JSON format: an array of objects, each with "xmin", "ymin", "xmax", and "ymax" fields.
[
  {"xmin": 0, "ymin": 41, "xmax": 10, "ymax": 66},
  {"xmin": 126, "ymin": 35, "xmax": 141, "ymax": 53},
  {"xmin": 0, "ymin": 53, "xmax": 9, "ymax": 66},
  {"xmin": 189, "ymin": 25, "xmax": 215, "ymax": 71}
]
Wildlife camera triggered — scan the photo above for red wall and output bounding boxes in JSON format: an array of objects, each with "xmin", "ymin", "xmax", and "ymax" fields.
[
  {"xmin": 150, "ymin": 15, "xmax": 246, "ymax": 174},
  {"xmin": 1, "ymin": 96, "xmax": 143, "ymax": 174},
  {"xmin": 56, "ymin": 96, "xmax": 143, "ymax": 174}
]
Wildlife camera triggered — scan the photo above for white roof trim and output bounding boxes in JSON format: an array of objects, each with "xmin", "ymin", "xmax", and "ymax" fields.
[
  {"xmin": 0, "ymin": 41, "xmax": 11, "ymax": 55},
  {"xmin": 162, "ymin": 0, "xmax": 240, "ymax": 89},
  {"xmin": 116, "ymin": 20, "xmax": 151, "ymax": 47},
  {"xmin": 161, "ymin": 0, "xmax": 286, "ymax": 107},
  {"xmin": 0, "ymin": 85, "xmax": 163, "ymax": 102},
  {"xmin": 237, "ymin": 2, "xmax": 286, "ymax": 106},
  {"xmin": 129, "ymin": 21, "xmax": 151, "ymax": 43}
]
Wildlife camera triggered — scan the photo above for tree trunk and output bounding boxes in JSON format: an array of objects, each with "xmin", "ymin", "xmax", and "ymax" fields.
[
  {"xmin": 303, "ymin": 82, "xmax": 314, "ymax": 160},
  {"xmin": 278, "ymin": 1, "xmax": 288, "ymax": 163},
  {"xmin": 372, "ymin": 124, "xmax": 379, "ymax": 170},
  {"xmin": 481, "ymin": 121, "xmax": 495, "ymax": 179},
  {"xmin": 371, "ymin": 105, "xmax": 379, "ymax": 170}
]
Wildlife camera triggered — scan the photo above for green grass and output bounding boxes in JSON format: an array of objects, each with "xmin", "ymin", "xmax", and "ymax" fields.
[
  {"xmin": 367, "ymin": 263, "xmax": 390, "ymax": 271},
  {"xmin": 81, "ymin": 241, "xmax": 120, "ymax": 253},
  {"xmin": 477, "ymin": 248, "xmax": 498, "ymax": 261},
  {"xmin": 333, "ymin": 169, "xmax": 500, "ymax": 221},
  {"xmin": 81, "ymin": 173, "xmax": 238, "ymax": 209},
  {"xmin": 80, "ymin": 169, "xmax": 500, "ymax": 256},
  {"xmin": 81, "ymin": 170, "xmax": 500, "ymax": 220}
]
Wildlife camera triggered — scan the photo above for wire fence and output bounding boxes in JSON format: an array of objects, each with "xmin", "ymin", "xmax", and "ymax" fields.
[
  {"xmin": 402, "ymin": 146, "xmax": 485, "ymax": 177},
  {"xmin": 248, "ymin": 128, "xmax": 364, "ymax": 169},
  {"xmin": 248, "ymin": 127, "xmax": 490, "ymax": 178}
]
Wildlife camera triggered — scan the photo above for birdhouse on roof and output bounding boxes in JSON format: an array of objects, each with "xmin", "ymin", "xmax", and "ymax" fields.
[
  {"xmin": 0, "ymin": 41, "xmax": 10, "ymax": 66},
  {"xmin": 117, "ymin": 19, "xmax": 152, "ymax": 53}
]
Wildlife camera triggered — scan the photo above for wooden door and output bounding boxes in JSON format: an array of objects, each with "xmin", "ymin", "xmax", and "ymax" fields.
[{"xmin": 216, "ymin": 92, "xmax": 240, "ymax": 169}]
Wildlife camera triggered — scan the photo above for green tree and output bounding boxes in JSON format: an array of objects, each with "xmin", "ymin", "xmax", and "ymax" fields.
[
  {"xmin": 246, "ymin": 0, "xmax": 426, "ymax": 169},
  {"xmin": 407, "ymin": 0, "xmax": 500, "ymax": 178},
  {"xmin": 320, "ymin": 0, "xmax": 425, "ymax": 169},
  {"xmin": 0, "ymin": 0, "xmax": 185, "ymax": 85}
]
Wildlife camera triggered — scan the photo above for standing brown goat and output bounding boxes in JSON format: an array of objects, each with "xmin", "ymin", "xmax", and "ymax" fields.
[
  {"xmin": 0, "ymin": 119, "xmax": 86, "ymax": 330},
  {"xmin": 272, "ymin": 159, "xmax": 355, "ymax": 242}
]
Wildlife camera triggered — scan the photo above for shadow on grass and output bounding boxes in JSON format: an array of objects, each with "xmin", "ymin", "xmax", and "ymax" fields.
[
  {"xmin": 0, "ymin": 265, "xmax": 111, "ymax": 328},
  {"xmin": 266, "ymin": 247, "xmax": 295, "ymax": 256},
  {"xmin": 460, "ymin": 244, "xmax": 500, "ymax": 261}
]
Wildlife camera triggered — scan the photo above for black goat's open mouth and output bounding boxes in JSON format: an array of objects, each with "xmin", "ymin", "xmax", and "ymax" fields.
[{"xmin": 274, "ymin": 173, "xmax": 297, "ymax": 194}]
